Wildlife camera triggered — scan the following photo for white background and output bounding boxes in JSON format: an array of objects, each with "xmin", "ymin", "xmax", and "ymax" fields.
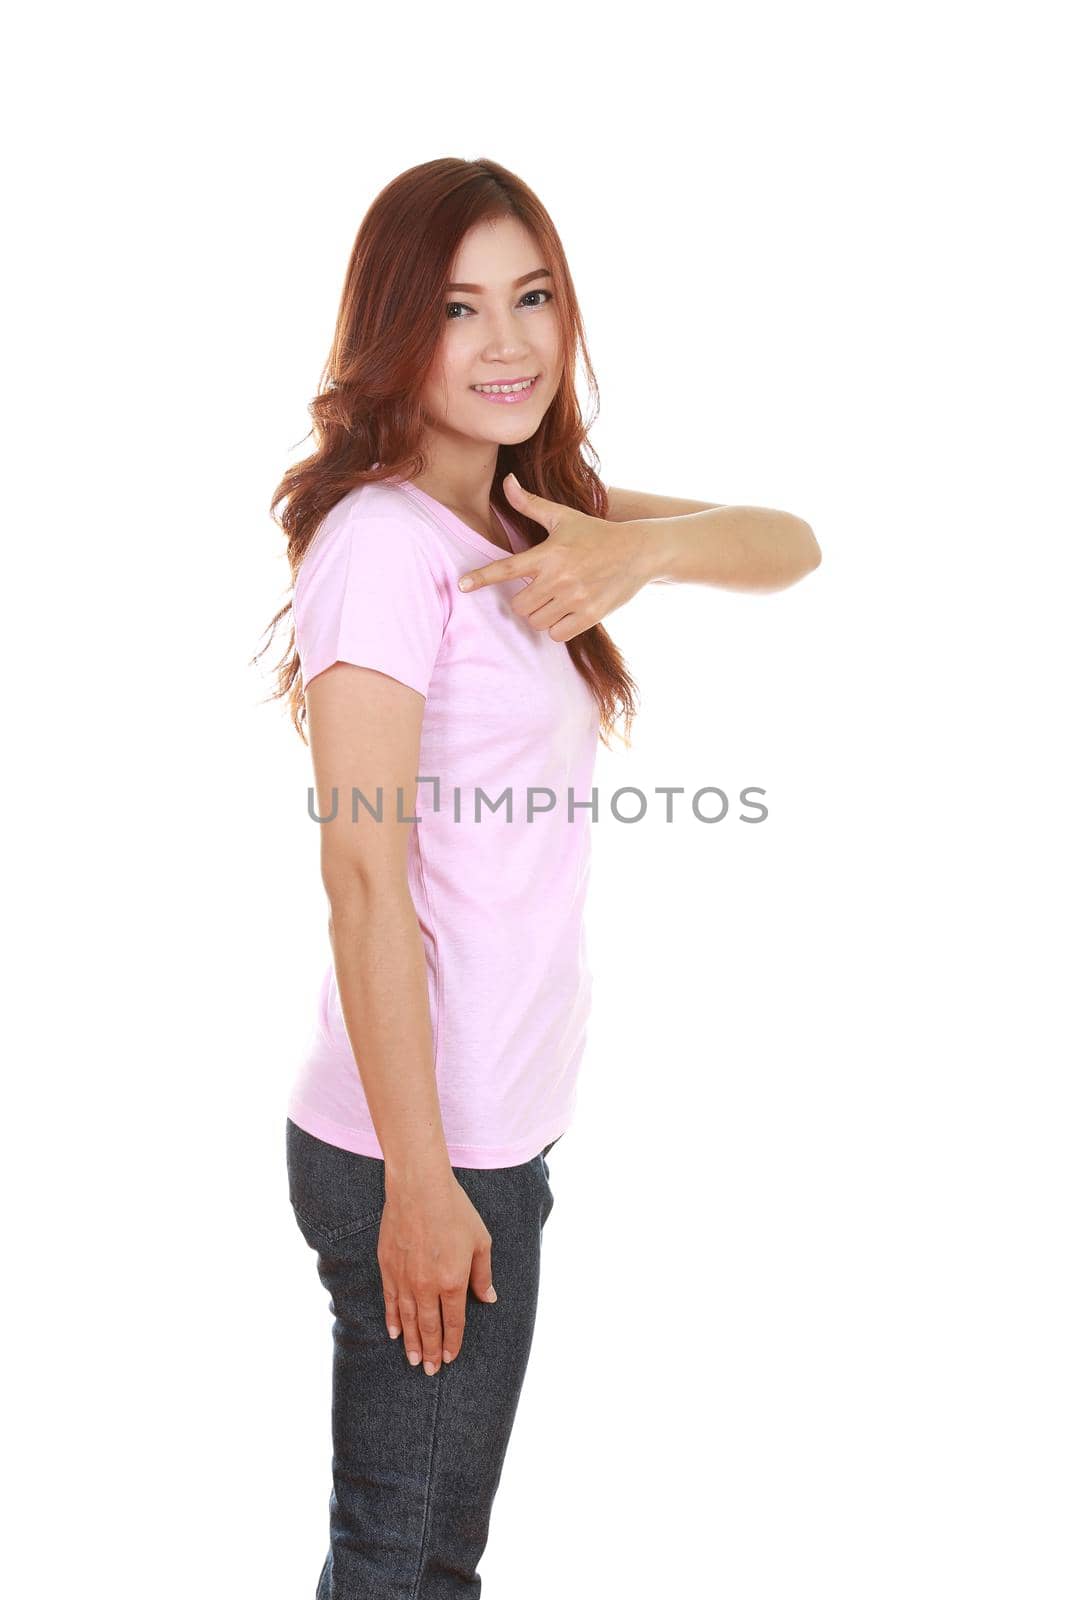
[{"xmin": 5, "ymin": 2, "xmax": 1064, "ymax": 1595}]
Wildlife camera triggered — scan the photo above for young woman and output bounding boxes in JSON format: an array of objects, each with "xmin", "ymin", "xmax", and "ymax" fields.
[{"xmin": 259, "ymin": 156, "xmax": 820, "ymax": 1598}]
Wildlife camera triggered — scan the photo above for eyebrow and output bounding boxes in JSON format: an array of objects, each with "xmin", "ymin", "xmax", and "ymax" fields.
[{"xmin": 445, "ymin": 268, "xmax": 553, "ymax": 293}]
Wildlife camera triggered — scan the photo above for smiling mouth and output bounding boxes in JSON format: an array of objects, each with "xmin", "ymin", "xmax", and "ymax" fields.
[{"xmin": 470, "ymin": 374, "xmax": 540, "ymax": 404}]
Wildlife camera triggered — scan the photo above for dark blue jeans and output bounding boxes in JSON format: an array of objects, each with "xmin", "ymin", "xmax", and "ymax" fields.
[{"xmin": 286, "ymin": 1118, "xmax": 562, "ymax": 1598}]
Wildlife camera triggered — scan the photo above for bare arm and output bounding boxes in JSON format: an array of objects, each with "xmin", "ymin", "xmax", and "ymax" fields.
[
  {"xmin": 305, "ymin": 662, "xmax": 497, "ymax": 1376},
  {"xmin": 606, "ymin": 484, "xmax": 820, "ymax": 591},
  {"xmin": 603, "ymin": 485, "xmax": 725, "ymax": 522},
  {"xmin": 307, "ymin": 662, "xmax": 452, "ymax": 1188},
  {"xmin": 463, "ymin": 477, "xmax": 822, "ymax": 626}
]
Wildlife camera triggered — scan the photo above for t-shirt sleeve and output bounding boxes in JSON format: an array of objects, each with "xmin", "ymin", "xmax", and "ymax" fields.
[{"xmin": 294, "ymin": 515, "xmax": 450, "ymax": 698}]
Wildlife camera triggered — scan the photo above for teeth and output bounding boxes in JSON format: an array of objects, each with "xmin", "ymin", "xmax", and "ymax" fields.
[{"xmin": 473, "ymin": 378, "xmax": 534, "ymax": 394}]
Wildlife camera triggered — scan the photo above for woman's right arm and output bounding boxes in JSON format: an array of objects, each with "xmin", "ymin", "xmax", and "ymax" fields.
[{"xmin": 305, "ymin": 662, "xmax": 498, "ymax": 1376}]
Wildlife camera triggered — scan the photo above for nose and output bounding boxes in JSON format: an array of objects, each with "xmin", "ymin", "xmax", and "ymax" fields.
[{"xmin": 480, "ymin": 306, "xmax": 533, "ymax": 359}]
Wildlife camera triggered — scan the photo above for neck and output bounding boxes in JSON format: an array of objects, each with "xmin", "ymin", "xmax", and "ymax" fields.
[{"xmin": 410, "ymin": 437, "xmax": 503, "ymax": 530}]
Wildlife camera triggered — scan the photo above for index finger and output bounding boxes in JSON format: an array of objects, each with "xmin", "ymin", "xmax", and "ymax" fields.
[{"xmin": 457, "ymin": 551, "xmax": 536, "ymax": 592}]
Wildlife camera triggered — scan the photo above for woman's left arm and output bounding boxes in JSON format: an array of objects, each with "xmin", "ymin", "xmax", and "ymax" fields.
[
  {"xmin": 603, "ymin": 484, "xmax": 725, "ymax": 522},
  {"xmin": 603, "ymin": 483, "xmax": 821, "ymax": 591},
  {"xmin": 456, "ymin": 473, "xmax": 822, "ymax": 640}
]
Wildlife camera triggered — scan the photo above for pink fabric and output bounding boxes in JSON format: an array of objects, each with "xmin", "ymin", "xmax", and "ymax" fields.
[{"xmin": 286, "ymin": 478, "xmax": 599, "ymax": 1168}]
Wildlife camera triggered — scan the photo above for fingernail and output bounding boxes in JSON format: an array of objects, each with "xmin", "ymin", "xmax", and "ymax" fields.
[
  {"xmin": 388, "ymin": 1325, "xmax": 400, "ymax": 1339},
  {"xmin": 458, "ymin": 576, "xmax": 472, "ymax": 591},
  {"xmin": 442, "ymin": 1349, "xmax": 453, "ymax": 1363},
  {"xmin": 408, "ymin": 1350, "xmax": 421, "ymax": 1365},
  {"xmin": 423, "ymin": 1359, "xmax": 437, "ymax": 1376},
  {"xmin": 486, "ymin": 1286, "xmax": 497, "ymax": 1302}
]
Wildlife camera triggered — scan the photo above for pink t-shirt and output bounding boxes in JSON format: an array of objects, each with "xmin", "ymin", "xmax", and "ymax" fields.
[{"xmin": 286, "ymin": 477, "xmax": 599, "ymax": 1168}]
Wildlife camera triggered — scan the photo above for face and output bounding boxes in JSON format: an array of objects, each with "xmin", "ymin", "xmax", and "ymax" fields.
[{"xmin": 419, "ymin": 215, "xmax": 563, "ymax": 448}]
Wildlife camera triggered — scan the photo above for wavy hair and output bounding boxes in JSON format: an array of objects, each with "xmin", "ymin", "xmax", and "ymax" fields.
[{"xmin": 252, "ymin": 156, "xmax": 639, "ymax": 749}]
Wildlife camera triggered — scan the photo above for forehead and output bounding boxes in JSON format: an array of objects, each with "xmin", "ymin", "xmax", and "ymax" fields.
[{"xmin": 449, "ymin": 215, "xmax": 543, "ymax": 281}]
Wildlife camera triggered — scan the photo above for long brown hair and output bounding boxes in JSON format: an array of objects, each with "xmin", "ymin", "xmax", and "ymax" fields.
[{"xmin": 252, "ymin": 156, "xmax": 639, "ymax": 749}]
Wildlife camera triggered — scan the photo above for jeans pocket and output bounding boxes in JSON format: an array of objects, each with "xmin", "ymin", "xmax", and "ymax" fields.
[{"xmin": 286, "ymin": 1118, "xmax": 386, "ymax": 1245}]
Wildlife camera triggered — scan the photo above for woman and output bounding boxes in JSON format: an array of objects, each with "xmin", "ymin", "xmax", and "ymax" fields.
[{"xmin": 258, "ymin": 156, "xmax": 820, "ymax": 1598}]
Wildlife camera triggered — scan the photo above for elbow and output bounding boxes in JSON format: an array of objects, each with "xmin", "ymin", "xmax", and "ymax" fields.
[
  {"xmin": 323, "ymin": 856, "xmax": 410, "ymax": 929},
  {"xmin": 802, "ymin": 528, "xmax": 822, "ymax": 577},
  {"xmin": 751, "ymin": 516, "xmax": 821, "ymax": 591},
  {"xmin": 782, "ymin": 517, "xmax": 821, "ymax": 585}
]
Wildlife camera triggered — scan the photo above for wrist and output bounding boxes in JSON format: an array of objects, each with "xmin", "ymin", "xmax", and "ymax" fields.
[
  {"xmin": 626, "ymin": 517, "xmax": 675, "ymax": 585},
  {"xmin": 384, "ymin": 1146, "xmax": 455, "ymax": 1194}
]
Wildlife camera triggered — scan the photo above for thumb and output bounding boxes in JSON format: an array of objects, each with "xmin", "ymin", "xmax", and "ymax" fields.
[
  {"xmin": 469, "ymin": 1240, "xmax": 498, "ymax": 1303},
  {"xmin": 503, "ymin": 470, "xmax": 557, "ymax": 534},
  {"xmin": 503, "ymin": 470, "xmax": 531, "ymax": 506}
]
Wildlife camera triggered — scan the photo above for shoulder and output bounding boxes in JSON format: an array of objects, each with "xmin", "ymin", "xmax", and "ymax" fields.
[
  {"xmin": 293, "ymin": 483, "xmax": 454, "ymax": 643},
  {"xmin": 296, "ymin": 482, "xmax": 449, "ymax": 598}
]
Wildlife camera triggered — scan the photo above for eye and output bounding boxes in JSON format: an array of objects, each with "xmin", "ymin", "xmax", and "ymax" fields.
[{"xmin": 445, "ymin": 289, "xmax": 555, "ymax": 320}]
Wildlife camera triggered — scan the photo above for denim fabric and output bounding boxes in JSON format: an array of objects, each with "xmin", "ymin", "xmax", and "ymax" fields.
[{"xmin": 286, "ymin": 1117, "xmax": 562, "ymax": 1598}]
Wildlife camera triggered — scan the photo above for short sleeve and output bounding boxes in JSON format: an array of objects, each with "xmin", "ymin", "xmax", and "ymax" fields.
[{"xmin": 294, "ymin": 514, "xmax": 450, "ymax": 698}]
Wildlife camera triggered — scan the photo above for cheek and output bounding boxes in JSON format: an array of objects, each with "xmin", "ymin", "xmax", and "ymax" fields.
[
  {"xmin": 422, "ymin": 365, "xmax": 464, "ymax": 417},
  {"xmin": 536, "ymin": 326, "xmax": 562, "ymax": 375},
  {"xmin": 438, "ymin": 353, "xmax": 474, "ymax": 399}
]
